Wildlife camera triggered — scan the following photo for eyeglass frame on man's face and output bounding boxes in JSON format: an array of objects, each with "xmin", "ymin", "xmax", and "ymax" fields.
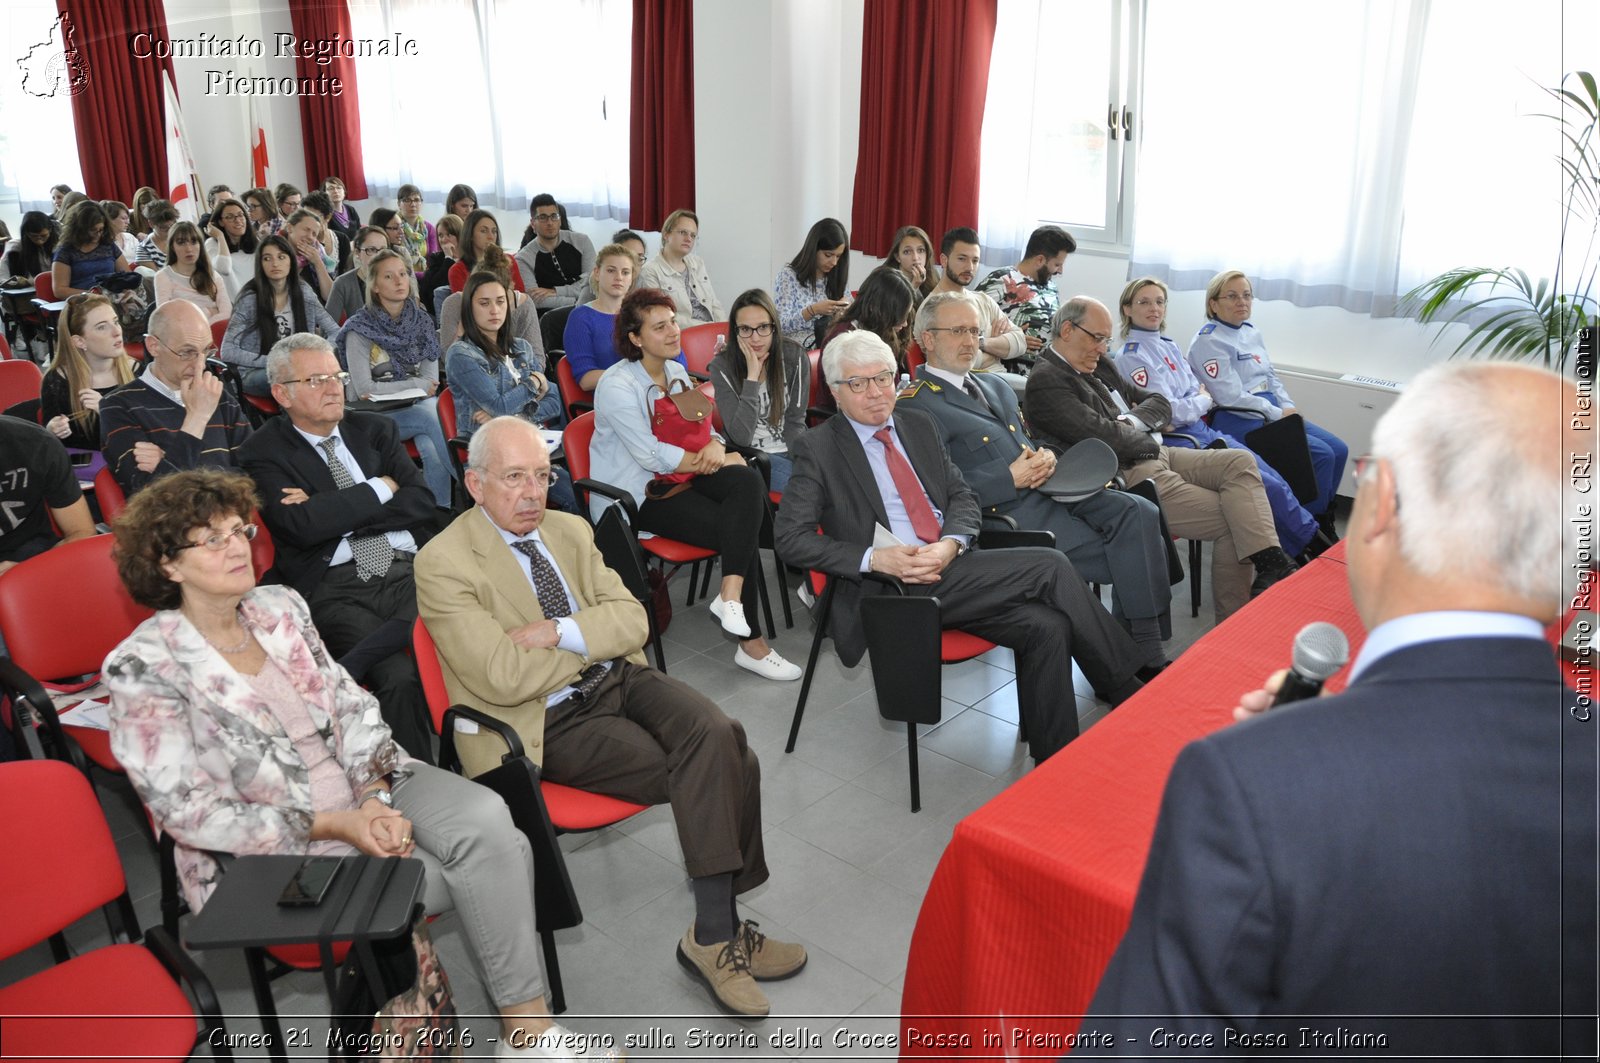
[
  {"xmin": 279, "ymin": 371, "xmax": 352, "ymax": 390},
  {"xmin": 532, "ymin": 212, "xmax": 562, "ymax": 224},
  {"xmin": 147, "ymin": 334, "xmax": 219, "ymax": 362},
  {"xmin": 1069, "ymin": 320, "xmax": 1112, "ymax": 348},
  {"xmin": 490, "ymin": 468, "xmax": 559, "ymax": 491},
  {"xmin": 833, "ymin": 371, "xmax": 897, "ymax": 394},
  {"xmin": 926, "ymin": 326, "xmax": 984, "ymax": 340}
]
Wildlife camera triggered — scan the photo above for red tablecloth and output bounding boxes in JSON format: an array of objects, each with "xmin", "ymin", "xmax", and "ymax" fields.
[{"xmin": 899, "ymin": 549, "xmax": 1364, "ymax": 1060}]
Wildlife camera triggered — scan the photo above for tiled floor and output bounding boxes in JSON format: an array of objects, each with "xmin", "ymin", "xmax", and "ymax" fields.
[{"xmin": 2, "ymin": 542, "xmax": 1237, "ymax": 1060}]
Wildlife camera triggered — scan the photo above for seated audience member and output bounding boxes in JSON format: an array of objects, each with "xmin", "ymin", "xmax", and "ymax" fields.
[
  {"xmin": 328, "ymin": 226, "xmax": 388, "ymax": 324},
  {"xmin": 42, "ymin": 292, "xmax": 136, "ymax": 450},
  {"xmin": 901, "ymin": 289, "xmax": 1174, "ymax": 670},
  {"xmin": 708, "ymin": 288, "xmax": 810, "ymax": 493},
  {"xmin": 638, "ymin": 209, "xmax": 722, "ymax": 328},
  {"xmin": 241, "ymin": 188, "xmax": 277, "ymax": 240},
  {"xmin": 48, "ymin": 183, "xmax": 72, "ymax": 221},
  {"xmin": 563, "ymin": 243, "xmax": 663, "ymax": 391},
  {"xmin": 820, "ymin": 264, "xmax": 917, "ymax": 379},
  {"xmin": 133, "ymin": 200, "xmax": 181, "ymax": 270},
  {"xmin": 1024, "ymin": 297, "xmax": 1297, "ymax": 621},
  {"xmin": 322, "ymin": 175, "xmax": 361, "ymax": 242},
  {"xmin": 336, "ymin": 249, "xmax": 456, "ymax": 510},
  {"xmin": 888, "ymin": 224, "xmax": 940, "ymax": 303},
  {"xmin": 446, "ymin": 270, "xmax": 563, "ymax": 435},
  {"xmin": 102, "ymin": 200, "xmax": 141, "ymax": 262},
  {"xmin": 203, "ymin": 199, "xmax": 258, "ymax": 301},
  {"xmin": 58, "ymin": 191, "xmax": 89, "ymax": 217},
  {"xmin": 129, "ymin": 187, "xmax": 159, "ymax": 238},
  {"xmin": 450, "ymin": 209, "xmax": 525, "ymax": 294},
  {"xmin": 396, "ymin": 184, "xmax": 438, "ymax": 271},
  {"xmin": 515, "ymin": 194, "xmax": 597, "ymax": 311},
  {"xmin": 444, "ymin": 183, "xmax": 477, "ymax": 222},
  {"xmin": 1188, "ymin": 269, "xmax": 1350, "ymax": 534},
  {"xmin": 418, "ymin": 213, "xmax": 462, "ymax": 315},
  {"xmin": 221, "ymin": 234, "xmax": 339, "ymax": 396},
  {"xmin": 238, "ymin": 333, "xmax": 437, "ymax": 762},
  {"xmin": 611, "ymin": 228, "xmax": 647, "ymax": 268},
  {"xmin": 976, "ymin": 224, "xmax": 1076, "ymax": 354},
  {"xmin": 2, "ymin": 211, "xmax": 58, "ymax": 357},
  {"xmin": 301, "ymin": 190, "xmax": 353, "ymax": 275},
  {"xmin": 154, "ymin": 222, "xmax": 232, "ymax": 326},
  {"xmin": 196, "ymin": 183, "xmax": 231, "ymax": 231},
  {"xmin": 416, "ymin": 415, "xmax": 807, "ymax": 1017},
  {"xmin": 439, "ymin": 246, "xmax": 542, "ymax": 354},
  {"xmin": 102, "ymin": 469, "xmax": 616, "ymax": 1063},
  {"xmin": 1079, "ymin": 363, "xmax": 1596, "ymax": 1062},
  {"xmin": 930, "ymin": 228, "xmax": 1028, "ymax": 379},
  {"xmin": 100, "ymin": 301, "xmax": 252, "ymax": 496},
  {"xmin": 1113, "ymin": 277, "xmax": 1322, "ymax": 558},
  {"xmin": 271, "ymin": 182, "xmax": 302, "ymax": 235},
  {"xmin": 52, "ymin": 200, "xmax": 130, "ymax": 298},
  {"xmin": 774, "ymin": 329, "xmax": 1147, "ymax": 761},
  {"xmin": 592, "ymin": 288, "xmax": 799, "ymax": 682},
  {"xmin": 0, "ymin": 416, "xmax": 96, "ymax": 574},
  {"xmin": 773, "ymin": 217, "xmax": 851, "ymax": 350},
  {"xmin": 283, "ymin": 208, "xmax": 337, "ymax": 303},
  {"xmin": 368, "ymin": 207, "xmax": 408, "ymax": 264}
]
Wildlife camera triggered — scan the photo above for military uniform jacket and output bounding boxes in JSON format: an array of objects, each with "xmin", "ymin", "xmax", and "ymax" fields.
[{"xmin": 898, "ymin": 367, "xmax": 1037, "ymax": 511}]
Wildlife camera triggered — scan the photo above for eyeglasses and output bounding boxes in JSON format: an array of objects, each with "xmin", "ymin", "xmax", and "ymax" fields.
[
  {"xmin": 177, "ymin": 523, "xmax": 258, "ymax": 552},
  {"xmin": 1131, "ymin": 297, "xmax": 1166, "ymax": 308},
  {"xmin": 735, "ymin": 323, "xmax": 774, "ymax": 338},
  {"xmin": 670, "ymin": 228, "xmax": 698, "ymax": 241},
  {"xmin": 835, "ymin": 371, "xmax": 897, "ymax": 394},
  {"xmin": 279, "ymin": 371, "xmax": 351, "ymax": 389},
  {"xmin": 218, "ymin": 212, "xmax": 246, "ymax": 223},
  {"xmin": 358, "ymin": 244, "xmax": 387, "ymax": 255},
  {"xmin": 532, "ymin": 212, "xmax": 562, "ymax": 223},
  {"xmin": 1218, "ymin": 291, "xmax": 1254, "ymax": 303},
  {"xmin": 1070, "ymin": 320, "xmax": 1112, "ymax": 348},
  {"xmin": 493, "ymin": 469, "xmax": 559, "ymax": 490},
  {"xmin": 148, "ymin": 335, "xmax": 219, "ymax": 361},
  {"xmin": 927, "ymin": 326, "xmax": 983, "ymax": 340},
  {"xmin": 400, "ymin": 196, "xmax": 423, "ymax": 205}
]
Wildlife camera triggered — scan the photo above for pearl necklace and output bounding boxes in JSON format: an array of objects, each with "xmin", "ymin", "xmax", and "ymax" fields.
[{"xmin": 192, "ymin": 612, "xmax": 253, "ymax": 654}]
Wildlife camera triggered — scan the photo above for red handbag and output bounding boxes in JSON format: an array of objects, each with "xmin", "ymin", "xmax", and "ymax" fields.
[{"xmin": 648, "ymin": 379, "xmax": 715, "ymax": 488}]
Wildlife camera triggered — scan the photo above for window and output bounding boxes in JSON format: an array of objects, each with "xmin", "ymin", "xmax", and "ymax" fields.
[{"xmin": 0, "ymin": 3, "xmax": 86, "ymax": 213}]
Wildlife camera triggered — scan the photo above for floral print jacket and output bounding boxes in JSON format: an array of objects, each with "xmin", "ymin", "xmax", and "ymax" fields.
[{"xmin": 105, "ymin": 584, "xmax": 401, "ymax": 912}]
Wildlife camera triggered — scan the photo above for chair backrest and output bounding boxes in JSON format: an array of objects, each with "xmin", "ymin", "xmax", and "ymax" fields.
[
  {"xmin": 410, "ymin": 617, "xmax": 453, "ymax": 736},
  {"xmin": 562, "ymin": 410, "xmax": 596, "ymax": 483},
  {"xmin": 249, "ymin": 507, "xmax": 276, "ymax": 580},
  {"xmin": 0, "ymin": 358, "xmax": 44, "ymax": 409},
  {"xmin": 437, "ymin": 386, "xmax": 458, "ymax": 443},
  {"xmin": 557, "ymin": 361, "xmax": 595, "ymax": 426},
  {"xmin": 679, "ymin": 322, "xmax": 726, "ymax": 377},
  {"xmin": 0, "ymin": 331, "xmax": 12, "ymax": 359},
  {"xmin": 0, "ymin": 533, "xmax": 153, "ymax": 681},
  {"xmin": 33, "ymin": 271, "xmax": 55, "ymax": 303},
  {"xmin": 94, "ymin": 466, "xmax": 128, "ymax": 523},
  {"xmin": 0, "ymin": 759, "xmax": 127, "ymax": 959},
  {"xmin": 209, "ymin": 319, "xmax": 227, "ymax": 351},
  {"xmin": 905, "ymin": 342, "xmax": 925, "ymax": 375},
  {"xmin": 540, "ymin": 304, "xmax": 574, "ymax": 357}
]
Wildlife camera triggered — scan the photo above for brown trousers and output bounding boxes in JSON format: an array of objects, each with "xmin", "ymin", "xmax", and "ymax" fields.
[{"xmin": 538, "ymin": 661, "xmax": 769, "ymax": 893}]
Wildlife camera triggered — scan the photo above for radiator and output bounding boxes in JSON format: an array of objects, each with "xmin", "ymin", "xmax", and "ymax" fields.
[{"xmin": 1276, "ymin": 367, "xmax": 1405, "ymax": 498}]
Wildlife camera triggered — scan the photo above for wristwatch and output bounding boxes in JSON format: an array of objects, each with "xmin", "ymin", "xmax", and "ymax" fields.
[{"xmin": 362, "ymin": 788, "xmax": 394, "ymax": 809}]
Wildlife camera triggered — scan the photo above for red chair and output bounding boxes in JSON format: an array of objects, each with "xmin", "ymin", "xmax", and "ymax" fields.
[
  {"xmin": 0, "ymin": 357, "xmax": 43, "ymax": 410},
  {"xmin": 93, "ymin": 466, "xmax": 127, "ymax": 523},
  {"xmin": 555, "ymin": 357, "xmax": 594, "ymax": 422},
  {"xmin": 678, "ymin": 321, "xmax": 727, "ymax": 380},
  {"xmin": 904, "ymin": 341, "xmax": 925, "ymax": 375},
  {"xmin": 436, "ymin": 386, "xmax": 471, "ymax": 507},
  {"xmin": 0, "ymin": 760, "xmax": 232, "ymax": 1061},
  {"xmin": 412, "ymin": 617, "xmax": 647, "ymax": 1014},
  {"xmin": 0, "ymin": 331, "xmax": 12, "ymax": 359},
  {"xmin": 32, "ymin": 270, "xmax": 56, "ymax": 302}
]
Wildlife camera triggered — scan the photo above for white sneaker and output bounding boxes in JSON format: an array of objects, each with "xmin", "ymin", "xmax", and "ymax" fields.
[
  {"xmin": 496, "ymin": 1022, "xmax": 625, "ymax": 1060},
  {"xmin": 796, "ymin": 582, "xmax": 815, "ymax": 609},
  {"xmin": 708, "ymin": 595, "xmax": 752, "ymax": 637},
  {"xmin": 735, "ymin": 645, "xmax": 802, "ymax": 681}
]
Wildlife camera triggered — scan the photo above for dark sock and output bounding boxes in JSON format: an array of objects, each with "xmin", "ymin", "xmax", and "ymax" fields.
[
  {"xmin": 1129, "ymin": 617, "xmax": 1167, "ymax": 668},
  {"xmin": 692, "ymin": 874, "xmax": 735, "ymax": 945},
  {"xmin": 1247, "ymin": 546, "xmax": 1297, "ymax": 579}
]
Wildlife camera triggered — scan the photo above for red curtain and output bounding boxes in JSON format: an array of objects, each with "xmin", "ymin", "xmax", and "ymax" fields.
[
  {"xmin": 630, "ymin": 0, "xmax": 695, "ymax": 231},
  {"xmin": 58, "ymin": 0, "xmax": 175, "ymax": 200},
  {"xmin": 287, "ymin": 0, "xmax": 368, "ymax": 199},
  {"xmin": 851, "ymin": 0, "xmax": 998, "ymax": 257}
]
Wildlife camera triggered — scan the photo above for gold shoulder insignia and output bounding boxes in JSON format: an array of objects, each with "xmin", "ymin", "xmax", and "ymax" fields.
[{"xmin": 898, "ymin": 380, "xmax": 927, "ymax": 398}]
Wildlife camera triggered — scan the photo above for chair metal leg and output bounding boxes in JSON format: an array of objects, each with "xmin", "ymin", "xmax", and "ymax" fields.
[
  {"xmin": 647, "ymin": 609, "xmax": 668, "ymax": 674},
  {"xmin": 1188, "ymin": 539, "xmax": 1202, "ymax": 617},
  {"xmin": 700, "ymin": 557, "xmax": 715, "ymax": 600},
  {"xmin": 785, "ymin": 581, "xmax": 833, "ymax": 753},
  {"xmin": 541, "ymin": 928, "xmax": 567, "ymax": 1014},
  {"xmin": 244, "ymin": 947, "xmax": 288, "ymax": 1063},
  {"xmin": 684, "ymin": 561, "xmax": 699, "ymax": 607},
  {"xmin": 755, "ymin": 557, "xmax": 776, "ymax": 640},
  {"xmin": 773, "ymin": 556, "xmax": 793, "ymax": 629},
  {"xmin": 906, "ymin": 721, "xmax": 921, "ymax": 814}
]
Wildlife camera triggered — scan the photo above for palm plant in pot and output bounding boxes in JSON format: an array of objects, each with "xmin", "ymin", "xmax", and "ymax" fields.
[{"xmin": 1404, "ymin": 70, "xmax": 1597, "ymax": 372}]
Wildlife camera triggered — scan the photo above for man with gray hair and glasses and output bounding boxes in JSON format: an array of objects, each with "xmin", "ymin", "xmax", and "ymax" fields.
[
  {"xmin": 238, "ymin": 332, "xmax": 437, "ymax": 761},
  {"xmin": 776, "ymin": 329, "xmax": 1149, "ymax": 766},
  {"xmin": 1076, "ymin": 361, "xmax": 1596, "ymax": 1058}
]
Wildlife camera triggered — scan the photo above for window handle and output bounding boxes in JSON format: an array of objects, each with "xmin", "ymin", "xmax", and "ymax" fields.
[
  {"xmin": 1108, "ymin": 104, "xmax": 1120, "ymax": 141},
  {"xmin": 1122, "ymin": 106, "xmax": 1133, "ymax": 139}
]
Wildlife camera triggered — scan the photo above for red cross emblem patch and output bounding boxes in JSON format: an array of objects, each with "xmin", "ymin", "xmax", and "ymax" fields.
[
  {"xmin": 1131, "ymin": 367, "xmax": 1149, "ymax": 387},
  {"xmin": 1204, "ymin": 359, "xmax": 1220, "ymax": 379}
]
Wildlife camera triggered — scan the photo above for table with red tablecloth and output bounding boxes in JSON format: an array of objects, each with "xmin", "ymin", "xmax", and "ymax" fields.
[{"xmin": 897, "ymin": 547, "xmax": 1365, "ymax": 1060}]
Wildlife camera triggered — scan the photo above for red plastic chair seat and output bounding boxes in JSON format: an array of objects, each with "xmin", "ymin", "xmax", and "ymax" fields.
[
  {"xmin": 266, "ymin": 940, "xmax": 353, "ymax": 969},
  {"xmin": 639, "ymin": 536, "xmax": 716, "ymax": 565},
  {"xmin": 543, "ymin": 781, "xmax": 649, "ymax": 831},
  {"xmin": 0, "ymin": 943, "xmax": 199, "ymax": 1062},
  {"xmin": 939, "ymin": 630, "xmax": 998, "ymax": 662}
]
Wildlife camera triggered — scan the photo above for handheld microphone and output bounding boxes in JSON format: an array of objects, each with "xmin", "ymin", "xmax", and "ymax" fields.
[{"xmin": 1271, "ymin": 622, "xmax": 1351, "ymax": 706}]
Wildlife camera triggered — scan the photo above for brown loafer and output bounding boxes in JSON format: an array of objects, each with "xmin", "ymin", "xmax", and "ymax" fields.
[
  {"xmin": 739, "ymin": 921, "xmax": 808, "ymax": 980},
  {"xmin": 676, "ymin": 924, "xmax": 769, "ymax": 1018}
]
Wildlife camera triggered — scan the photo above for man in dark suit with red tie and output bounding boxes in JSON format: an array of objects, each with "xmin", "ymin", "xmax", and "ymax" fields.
[{"xmin": 774, "ymin": 329, "xmax": 1146, "ymax": 763}]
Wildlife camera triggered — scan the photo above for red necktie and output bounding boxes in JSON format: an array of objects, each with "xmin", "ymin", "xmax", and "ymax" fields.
[{"xmin": 873, "ymin": 427, "xmax": 943, "ymax": 545}]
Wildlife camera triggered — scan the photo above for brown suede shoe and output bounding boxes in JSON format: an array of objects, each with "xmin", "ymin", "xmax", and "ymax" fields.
[
  {"xmin": 676, "ymin": 924, "xmax": 770, "ymax": 1018},
  {"xmin": 739, "ymin": 921, "xmax": 808, "ymax": 980}
]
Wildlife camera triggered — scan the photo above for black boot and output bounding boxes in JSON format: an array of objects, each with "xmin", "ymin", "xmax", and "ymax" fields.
[
  {"xmin": 1315, "ymin": 509, "xmax": 1340, "ymax": 543},
  {"xmin": 1247, "ymin": 546, "xmax": 1298, "ymax": 597}
]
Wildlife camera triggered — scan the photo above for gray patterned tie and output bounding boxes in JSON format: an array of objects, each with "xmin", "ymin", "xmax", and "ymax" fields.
[
  {"xmin": 318, "ymin": 437, "xmax": 393, "ymax": 581},
  {"xmin": 512, "ymin": 538, "xmax": 609, "ymax": 700}
]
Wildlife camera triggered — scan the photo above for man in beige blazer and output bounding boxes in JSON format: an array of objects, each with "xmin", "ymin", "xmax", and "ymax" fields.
[{"xmin": 415, "ymin": 416, "xmax": 804, "ymax": 1019}]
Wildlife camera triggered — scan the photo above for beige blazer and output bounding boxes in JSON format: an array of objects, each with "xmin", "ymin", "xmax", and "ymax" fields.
[{"xmin": 414, "ymin": 507, "xmax": 648, "ymax": 777}]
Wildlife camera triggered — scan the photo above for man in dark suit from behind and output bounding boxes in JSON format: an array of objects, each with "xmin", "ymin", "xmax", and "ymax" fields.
[
  {"xmin": 1074, "ymin": 361, "xmax": 1597, "ymax": 1058},
  {"xmin": 774, "ymin": 329, "xmax": 1147, "ymax": 764},
  {"xmin": 238, "ymin": 333, "xmax": 436, "ymax": 761}
]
